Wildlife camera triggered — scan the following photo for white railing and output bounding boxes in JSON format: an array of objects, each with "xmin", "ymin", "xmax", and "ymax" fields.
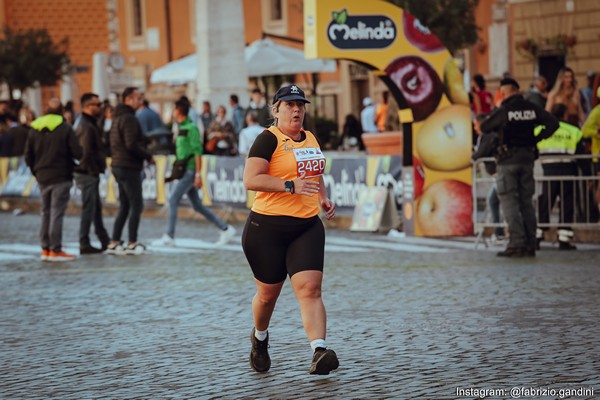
[{"xmin": 472, "ymin": 154, "xmax": 600, "ymax": 248}]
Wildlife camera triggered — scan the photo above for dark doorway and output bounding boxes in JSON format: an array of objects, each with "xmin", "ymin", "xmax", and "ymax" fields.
[
  {"xmin": 538, "ymin": 55, "xmax": 565, "ymax": 90},
  {"xmin": 351, "ymin": 79, "xmax": 369, "ymax": 118}
]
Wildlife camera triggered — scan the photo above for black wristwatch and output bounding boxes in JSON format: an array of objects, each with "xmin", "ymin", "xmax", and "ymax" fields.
[{"xmin": 284, "ymin": 180, "xmax": 295, "ymax": 194}]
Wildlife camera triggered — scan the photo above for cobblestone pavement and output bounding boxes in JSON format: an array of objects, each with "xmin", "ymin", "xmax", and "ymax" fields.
[{"xmin": 1, "ymin": 211, "xmax": 599, "ymax": 399}]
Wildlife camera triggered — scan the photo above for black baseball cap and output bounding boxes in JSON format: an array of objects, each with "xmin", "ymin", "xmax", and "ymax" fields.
[
  {"xmin": 273, "ymin": 85, "xmax": 311, "ymax": 104},
  {"xmin": 500, "ymin": 77, "xmax": 520, "ymax": 90}
]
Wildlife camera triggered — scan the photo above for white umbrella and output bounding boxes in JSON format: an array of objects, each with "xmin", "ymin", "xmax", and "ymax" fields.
[
  {"xmin": 150, "ymin": 39, "xmax": 336, "ymax": 85},
  {"xmin": 245, "ymin": 39, "xmax": 336, "ymax": 77},
  {"xmin": 150, "ymin": 53, "xmax": 197, "ymax": 85}
]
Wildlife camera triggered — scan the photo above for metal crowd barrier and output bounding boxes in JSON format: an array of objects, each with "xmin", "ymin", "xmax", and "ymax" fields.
[{"xmin": 472, "ymin": 154, "xmax": 600, "ymax": 248}]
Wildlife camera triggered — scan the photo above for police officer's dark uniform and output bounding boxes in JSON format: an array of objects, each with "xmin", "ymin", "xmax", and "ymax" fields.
[{"xmin": 480, "ymin": 78, "xmax": 559, "ymax": 257}]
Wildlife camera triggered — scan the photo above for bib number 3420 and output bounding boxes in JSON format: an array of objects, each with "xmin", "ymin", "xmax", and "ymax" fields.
[{"xmin": 293, "ymin": 148, "xmax": 326, "ymax": 178}]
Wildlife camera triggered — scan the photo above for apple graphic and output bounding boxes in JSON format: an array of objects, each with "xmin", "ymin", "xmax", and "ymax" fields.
[
  {"xmin": 415, "ymin": 179, "xmax": 473, "ymax": 236},
  {"xmin": 415, "ymin": 104, "xmax": 472, "ymax": 171},
  {"xmin": 385, "ymin": 55, "xmax": 443, "ymax": 122},
  {"xmin": 443, "ymin": 57, "xmax": 470, "ymax": 106},
  {"xmin": 402, "ymin": 11, "xmax": 445, "ymax": 53},
  {"xmin": 413, "ymin": 156, "xmax": 425, "ymax": 198}
]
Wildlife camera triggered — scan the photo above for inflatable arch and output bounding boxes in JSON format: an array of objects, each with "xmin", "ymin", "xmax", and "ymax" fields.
[{"xmin": 304, "ymin": 0, "xmax": 474, "ymax": 237}]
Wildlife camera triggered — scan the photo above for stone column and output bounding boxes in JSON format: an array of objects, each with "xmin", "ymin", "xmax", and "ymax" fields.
[
  {"xmin": 489, "ymin": 0, "xmax": 509, "ymax": 78},
  {"xmin": 92, "ymin": 52, "xmax": 110, "ymax": 101},
  {"xmin": 195, "ymin": 0, "xmax": 248, "ymax": 117},
  {"xmin": 23, "ymin": 84, "xmax": 43, "ymax": 118},
  {"xmin": 60, "ymin": 73, "xmax": 75, "ymax": 104}
]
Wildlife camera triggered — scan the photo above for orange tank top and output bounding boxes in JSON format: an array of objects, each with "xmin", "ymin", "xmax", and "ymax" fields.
[{"xmin": 251, "ymin": 126, "xmax": 325, "ymax": 218}]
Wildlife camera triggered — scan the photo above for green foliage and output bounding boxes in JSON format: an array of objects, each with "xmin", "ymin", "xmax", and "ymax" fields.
[
  {"xmin": 387, "ymin": 0, "xmax": 480, "ymax": 54},
  {"xmin": 515, "ymin": 34, "xmax": 577, "ymax": 60},
  {"xmin": 0, "ymin": 27, "xmax": 70, "ymax": 99},
  {"xmin": 332, "ymin": 9, "xmax": 348, "ymax": 24}
]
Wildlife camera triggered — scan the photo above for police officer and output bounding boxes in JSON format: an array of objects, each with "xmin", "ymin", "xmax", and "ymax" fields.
[
  {"xmin": 535, "ymin": 103, "xmax": 583, "ymax": 250},
  {"xmin": 480, "ymin": 77, "xmax": 559, "ymax": 257}
]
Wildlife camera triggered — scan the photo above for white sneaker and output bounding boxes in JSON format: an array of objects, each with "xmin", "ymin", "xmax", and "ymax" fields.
[
  {"xmin": 216, "ymin": 225, "xmax": 237, "ymax": 246},
  {"xmin": 491, "ymin": 234, "xmax": 506, "ymax": 246},
  {"xmin": 152, "ymin": 234, "xmax": 175, "ymax": 247},
  {"xmin": 106, "ymin": 241, "xmax": 127, "ymax": 255},
  {"xmin": 125, "ymin": 242, "xmax": 146, "ymax": 255}
]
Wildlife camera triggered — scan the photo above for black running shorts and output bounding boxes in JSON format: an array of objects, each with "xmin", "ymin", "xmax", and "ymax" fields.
[{"xmin": 242, "ymin": 211, "xmax": 325, "ymax": 284}]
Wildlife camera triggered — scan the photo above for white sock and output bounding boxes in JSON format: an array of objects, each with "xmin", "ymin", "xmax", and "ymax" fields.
[
  {"xmin": 254, "ymin": 328, "xmax": 268, "ymax": 342},
  {"xmin": 310, "ymin": 339, "xmax": 327, "ymax": 352}
]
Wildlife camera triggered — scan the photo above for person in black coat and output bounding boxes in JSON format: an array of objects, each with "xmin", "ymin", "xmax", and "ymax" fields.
[
  {"xmin": 480, "ymin": 78, "xmax": 559, "ymax": 257},
  {"xmin": 73, "ymin": 93, "xmax": 111, "ymax": 254},
  {"xmin": 25, "ymin": 98, "xmax": 82, "ymax": 261},
  {"xmin": 106, "ymin": 87, "xmax": 154, "ymax": 255},
  {"xmin": 338, "ymin": 114, "xmax": 365, "ymax": 150}
]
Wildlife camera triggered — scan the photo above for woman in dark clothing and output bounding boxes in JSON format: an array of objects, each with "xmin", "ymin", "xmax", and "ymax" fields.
[{"xmin": 338, "ymin": 114, "xmax": 364, "ymax": 150}]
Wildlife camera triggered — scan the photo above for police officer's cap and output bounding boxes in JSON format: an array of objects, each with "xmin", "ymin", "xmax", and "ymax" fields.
[{"xmin": 500, "ymin": 77, "xmax": 520, "ymax": 90}]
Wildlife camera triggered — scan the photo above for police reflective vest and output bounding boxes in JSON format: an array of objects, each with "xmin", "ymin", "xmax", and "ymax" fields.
[{"xmin": 535, "ymin": 121, "xmax": 582, "ymax": 164}]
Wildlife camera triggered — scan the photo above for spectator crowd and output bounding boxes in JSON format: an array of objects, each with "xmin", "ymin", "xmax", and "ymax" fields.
[
  {"xmin": 1, "ymin": 87, "xmax": 279, "ymax": 261},
  {"xmin": 2, "ymin": 67, "xmax": 600, "ymax": 260}
]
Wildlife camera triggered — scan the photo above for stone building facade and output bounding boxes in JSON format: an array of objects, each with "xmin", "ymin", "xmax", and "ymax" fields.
[{"xmin": 470, "ymin": 0, "xmax": 600, "ymax": 93}]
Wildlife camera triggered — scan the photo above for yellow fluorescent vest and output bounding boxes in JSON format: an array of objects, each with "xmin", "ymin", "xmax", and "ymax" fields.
[
  {"xmin": 535, "ymin": 121, "xmax": 582, "ymax": 155},
  {"xmin": 251, "ymin": 126, "xmax": 322, "ymax": 218},
  {"xmin": 582, "ymin": 105, "xmax": 600, "ymax": 160}
]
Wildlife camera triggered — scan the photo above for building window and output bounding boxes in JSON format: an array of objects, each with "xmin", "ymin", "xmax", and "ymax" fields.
[
  {"xmin": 132, "ymin": 0, "xmax": 143, "ymax": 37},
  {"xmin": 262, "ymin": 0, "xmax": 287, "ymax": 35},
  {"xmin": 270, "ymin": 0, "xmax": 283, "ymax": 21},
  {"xmin": 126, "ymin": 0, "xmax": 146, "ymax": 50}
]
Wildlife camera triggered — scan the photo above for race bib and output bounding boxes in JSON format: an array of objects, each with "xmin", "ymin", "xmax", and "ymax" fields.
[{"xmin": 293, "ymin": 147, "xmax": 326, "ymax": 177}]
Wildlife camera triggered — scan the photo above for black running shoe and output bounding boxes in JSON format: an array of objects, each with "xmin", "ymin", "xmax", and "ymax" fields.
[
  {"xmin": 309, "ymin": 347, "xmax": 339, "ymax": 375},
  {"xmin": 524, "ymin": 248, "xmax": 536, "ymax": 257},
  {"xmin": 80, "ymin": 245, "xmax": 103, "ymax": 255},
  {"xmin": 496, "ymin": 247, "xmax": 527, "ymax": 258},
  {"xmin": 249, "ymin": 328, "xmax": 270, "ymax": 372},
  {"xmin": 559, "ymin": 241, "xmax": 577, "ymax": 250}
]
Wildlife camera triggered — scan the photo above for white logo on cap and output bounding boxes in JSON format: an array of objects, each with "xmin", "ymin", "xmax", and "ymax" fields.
[{"xmin": 291, "ymin": 85, "xmax": 300, "ymax": 94}]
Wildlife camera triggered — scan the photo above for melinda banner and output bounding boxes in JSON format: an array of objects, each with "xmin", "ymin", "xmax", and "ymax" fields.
[{"xmin": 0, "ymin": 155, "xmax": 402, "ymax": 212}]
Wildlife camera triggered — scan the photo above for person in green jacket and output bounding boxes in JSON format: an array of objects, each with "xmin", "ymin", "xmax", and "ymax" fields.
[{"xmin": 152, "ymin": 98, "xmax": 236, "ymax": 247}]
